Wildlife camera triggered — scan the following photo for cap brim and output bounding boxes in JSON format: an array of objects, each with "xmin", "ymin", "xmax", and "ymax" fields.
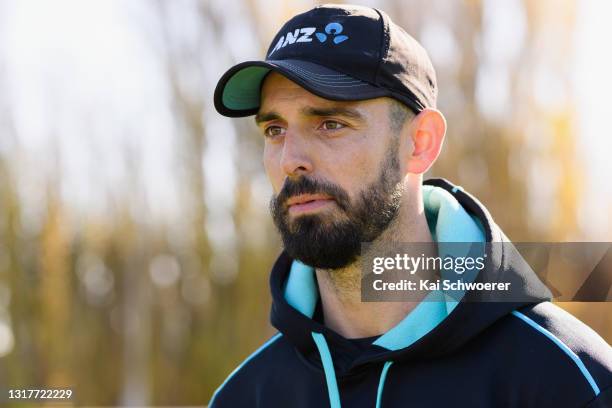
[{"xmin": 214, "ymin": 59, "xmax": 391, "ymax": 118}]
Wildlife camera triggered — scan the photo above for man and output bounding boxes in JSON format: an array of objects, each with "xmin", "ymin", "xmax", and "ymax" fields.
[{"xmin": 210, "ymin": 4, "xmax": 612, "ymax": 407}]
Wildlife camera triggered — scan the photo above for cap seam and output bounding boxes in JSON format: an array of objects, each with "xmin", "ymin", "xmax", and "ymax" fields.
[
  {"xmin": 268, "ymin": 61, "xmax": 353, "ymax": 78},
  {"xmin": 270, "ymin": 61, "xmax": 363, "ymax": 82},
  {"xmin": 373, "ymin": 8, "xmax": 390, "ymax": 85},
  {"xmin": 269, "ymin": 58, "xmax": 380, "ymax": 88}
]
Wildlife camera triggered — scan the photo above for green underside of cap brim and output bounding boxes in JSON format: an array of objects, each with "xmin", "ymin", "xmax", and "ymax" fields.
[{"xmin": 222, "ymin": 66, "xmax": 271, "ymax": 111}]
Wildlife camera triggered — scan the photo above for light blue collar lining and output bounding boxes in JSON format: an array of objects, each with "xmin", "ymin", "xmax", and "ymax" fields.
[
  {"xmin": 284, "ymin": 185, "xmax": 486, "ymax": 351},
  {"xmin": 285, "ymin": 259, "xmax": 319, "ymax": 317}
]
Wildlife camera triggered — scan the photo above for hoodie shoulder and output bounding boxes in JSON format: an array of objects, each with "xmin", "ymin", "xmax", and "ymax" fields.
[
  {"xmin": 501, "ymin": 302, "xmax": 612, "ymax": 406},
  {"xmin": 208, "ymin": 333, "xmax": 286, "ymax": 408}
]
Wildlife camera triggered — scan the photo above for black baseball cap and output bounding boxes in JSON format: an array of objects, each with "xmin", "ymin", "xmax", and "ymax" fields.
[{"xmin": 214, "ymin": 4, "xmax": 437, "ymax": 117}]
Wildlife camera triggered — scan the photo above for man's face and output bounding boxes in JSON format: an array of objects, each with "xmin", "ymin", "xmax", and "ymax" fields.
[{"xmin": 257, "ymin": 72, "xmax": 408, "ymax": 269}]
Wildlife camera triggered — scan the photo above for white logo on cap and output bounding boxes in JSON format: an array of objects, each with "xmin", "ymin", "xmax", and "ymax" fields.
[
  {"xmin": 268, "ymin": 22, "xmax": 349, "ymax": 56},
  {"xmin": 269, "ymin": 27, "xmax": 316, "ymax": 56}
]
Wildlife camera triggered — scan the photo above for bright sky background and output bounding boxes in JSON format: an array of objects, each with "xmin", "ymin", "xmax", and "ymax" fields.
[
  {"xmin": 573, "ymin": 0, "xmax": 612, "ymax": 239},
  {"xmin": 0, "ymin": 0, "xmax": 610, "ymax": 239}
]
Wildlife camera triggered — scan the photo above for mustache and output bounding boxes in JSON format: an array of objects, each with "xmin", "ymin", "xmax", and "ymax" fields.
[{"xmin": 273, "ymin": 176, "xmax": 350, "ymax": 212}]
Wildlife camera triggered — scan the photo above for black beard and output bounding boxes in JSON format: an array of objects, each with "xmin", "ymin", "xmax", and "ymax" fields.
[{"xmin": 270, "ymin": 139, "xmax": 403, "ymax": 269}]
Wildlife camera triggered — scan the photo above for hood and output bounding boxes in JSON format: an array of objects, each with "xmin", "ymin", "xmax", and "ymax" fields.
[{"xmin": 269, "ymin": 178, "xmax": 551, "ymax": 376}]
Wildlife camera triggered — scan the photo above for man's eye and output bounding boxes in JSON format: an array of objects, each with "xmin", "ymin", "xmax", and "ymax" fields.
[
  {"xmin": 321, "ymin": 120, "xmax": 346, "ymax": 130},
  {"xmin": 264, "ymin": 126, "xmax": 286, "ymax": 138}
]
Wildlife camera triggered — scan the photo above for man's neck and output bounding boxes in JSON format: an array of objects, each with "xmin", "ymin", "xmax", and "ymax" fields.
[{"xmin": 315, "ymin": 186, "xmax": 434, "ymax": 339}]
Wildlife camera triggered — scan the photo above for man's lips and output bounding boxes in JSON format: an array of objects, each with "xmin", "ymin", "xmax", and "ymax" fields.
[{"xmin": 286, "ymin": 194, "xmax": 335, "ymax": 214}]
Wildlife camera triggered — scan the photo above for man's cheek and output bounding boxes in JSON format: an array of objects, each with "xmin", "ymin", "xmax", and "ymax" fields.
[{"xmin": 263, "ymin": 152, "xmax": 283, "ymax": 193}]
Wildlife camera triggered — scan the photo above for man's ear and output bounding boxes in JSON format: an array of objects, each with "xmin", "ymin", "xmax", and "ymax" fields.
[{"xmin": 404, "ymin": 109, "xmax": 447, "ymax": 174}]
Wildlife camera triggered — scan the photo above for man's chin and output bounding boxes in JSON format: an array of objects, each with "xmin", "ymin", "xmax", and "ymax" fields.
[
  {"xmin": 286, "ymin": 206, "xmax": 347, "ymax": 225},
  {"xmin": 280, "ymin": 223, "xmax": 362, "ymax": 269},
  {"xmin": 289, "ymin": 247, "xmax": 358, "ymax": 270},
  {"xmin": 285, "ymin": 213, "xmax": 341, "ymax": 235}
]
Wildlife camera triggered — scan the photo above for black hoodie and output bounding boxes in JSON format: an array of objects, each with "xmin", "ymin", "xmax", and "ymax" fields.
[{"xmin": 209, "ymin": 178, "xmax": 612, "ymax": 408}]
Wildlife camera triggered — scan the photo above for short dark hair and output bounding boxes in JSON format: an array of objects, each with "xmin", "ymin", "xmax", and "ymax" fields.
[{"xmin": 388, "ymin": 98, "xmax": 414, "ymax": 134}]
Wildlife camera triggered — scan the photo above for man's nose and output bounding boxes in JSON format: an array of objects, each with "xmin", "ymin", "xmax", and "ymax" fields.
[{"xmin": 280, "ymin": 131, "xmax": 314, "ymax": 177}]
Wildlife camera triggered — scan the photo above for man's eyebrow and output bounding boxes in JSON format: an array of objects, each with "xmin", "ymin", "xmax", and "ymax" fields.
[
  {"xmin": 254, "ymin": 106, "xmax": 364, "ymax": 125},
  {"xmin": 301, "ymin": 106, "xmax": 364, "ymax": 120},
  {"xmin": 255, "ymin": 111, "xmax": 282, "ymax": 125}
]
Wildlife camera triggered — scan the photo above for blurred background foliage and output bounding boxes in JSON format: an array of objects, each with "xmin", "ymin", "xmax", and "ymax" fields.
[{"xmin": 0, "ymin": 0, "xmax": 610, "ymax": 406}]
